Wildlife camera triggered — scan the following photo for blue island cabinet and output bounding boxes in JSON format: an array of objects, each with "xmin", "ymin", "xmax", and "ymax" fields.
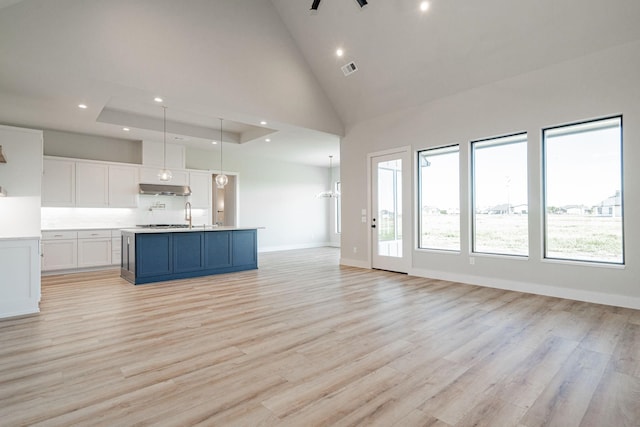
[
  {"xmin": 120, "ymin": 229, "xmax": 258, "ymax": 285},
  {"xmin": 136, "ymin": 233, "xmax": 172, "ymax": 278}
]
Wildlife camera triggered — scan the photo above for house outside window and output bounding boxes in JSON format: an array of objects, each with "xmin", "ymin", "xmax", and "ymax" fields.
[
  {"xmin": 471, "ymin": 133, "xmax": 528, "ymax": 256},
  {"xmin": 543, "ymin": 116, "xmax": 624, "ymax": 264},
  {"xmin": 418, "ymin": 145, "xmax": 460, "ymax": 251}
]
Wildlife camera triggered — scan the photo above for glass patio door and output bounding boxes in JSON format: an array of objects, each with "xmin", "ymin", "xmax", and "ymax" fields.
[{"xmin": 371, "ymin": 151, "xmax": 410, "ymax": 273}]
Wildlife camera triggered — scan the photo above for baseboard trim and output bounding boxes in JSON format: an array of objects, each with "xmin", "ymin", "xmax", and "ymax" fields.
[
  {"xmin": 259, "ymin": 242, "xmax": 331, "ymax": 253},
  {"xmin": 409, "ymin": 267, "xmax": 640, "ymax": 310},
  {"xmin": 340, "ymin": 258, "xmax": 370, "ymax": 269},
  {"xmin": 41, "ymin": 265, "xmax": 119, "ymax": 276}
]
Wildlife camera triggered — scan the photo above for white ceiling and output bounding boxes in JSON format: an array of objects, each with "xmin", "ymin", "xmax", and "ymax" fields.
[
  {"xmin": 0, "ymin": 0, "xmax": 342, "ymax": 167},
  {"xmin": 273, "ymin": 0, "xmax": 640, "ymax": 127},
  {"xmin": 1, "ymin": 0, "xmax": 640, "ymax": 167}
]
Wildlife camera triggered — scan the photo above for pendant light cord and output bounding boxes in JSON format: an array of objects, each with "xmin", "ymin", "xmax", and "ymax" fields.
[
  {"xmin": 163, "ymin": 106, "xmax": 167, "ymax": 170},
  {"xmin": 219, "ymin": 118, "xmax": 223, "ymax": 175}
]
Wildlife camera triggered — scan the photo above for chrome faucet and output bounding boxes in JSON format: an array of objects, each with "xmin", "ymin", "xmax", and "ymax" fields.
[{"xmin": 185, "ymin": 201, "xmax": 192, "ymax": 229}]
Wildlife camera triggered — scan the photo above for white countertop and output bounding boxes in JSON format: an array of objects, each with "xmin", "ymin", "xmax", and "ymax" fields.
[
  {"xmin": 42, "ymin": 227, "xmax": 134, "ymax": 232},
  {"xmin": 120, "ymin": 226, "xmax": 263, "ymax": 234}
]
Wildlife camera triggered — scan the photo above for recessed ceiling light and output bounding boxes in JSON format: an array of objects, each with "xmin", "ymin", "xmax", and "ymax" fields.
[
  {"xmin": 122, "ymin": 127, "xmax": 130, "ymax": 132},
  {"xmin": 265, "ymin": 138, "xmax": 271, "ymax": 142},
  {"xmin": 78, "ymin": 104, "xmax": 88, "ymax": 109},
  {"xmin": 211, "ymin": 141, "xmax": 218, "ymax": 145},
  {"xmin": 336, "ymin": 48, "xmax": 344, "ymax": 57},
  {"xmin": 420, "ymin": 1, "xmax": 429, "ymax": 12},
  {"xmin": 260, "ymin": 120, "xmax": 267, "ymax": 125},
  {"xmin": 154, "ymin": 97, "xmax": 163, "ymax": 103}
]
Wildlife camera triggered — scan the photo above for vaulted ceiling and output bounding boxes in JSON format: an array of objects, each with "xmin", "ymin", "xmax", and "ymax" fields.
[
  {"xmin": 273, "ymin": 0, "xmax": 640, "ymax": 127},
  {"xmin": 1, "ymin": 0, "xmax": 639, "ymax": 166}
]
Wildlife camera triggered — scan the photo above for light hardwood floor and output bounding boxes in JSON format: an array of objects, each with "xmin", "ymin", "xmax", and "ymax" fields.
[{"xmin": 1, "ymin": 247, "xmax": 639, "ymax": 426}]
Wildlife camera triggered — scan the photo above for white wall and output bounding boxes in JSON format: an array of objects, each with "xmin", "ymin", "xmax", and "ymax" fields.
[
  {"xmin": 0, "ymin": 125, "xmax": 43, "ymax": 237},
  {"xmin": 186, "ymin": 148, "xmax": 330, "ymax": 251},
  {"xmin": 341, "ymin": 41, "xmax": 640, "ymax": 308},
  {"xmin": 44, "ymin": 130, "xmax": 141, "ymax": 164}
]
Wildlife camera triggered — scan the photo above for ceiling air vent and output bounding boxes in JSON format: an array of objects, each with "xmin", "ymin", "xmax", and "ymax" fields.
[{"xmin": 341, "ymin": 61, "xmax": 358, "ymax": 76}]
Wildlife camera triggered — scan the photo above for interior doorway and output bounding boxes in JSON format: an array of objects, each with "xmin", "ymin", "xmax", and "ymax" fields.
[{"xmin": 212, "ymin": 174, "xmax": 238, "ymax": 226}]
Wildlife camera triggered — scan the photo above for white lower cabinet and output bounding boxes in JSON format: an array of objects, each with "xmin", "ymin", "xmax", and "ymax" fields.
[
  {"xmin": 111, "ymin": 230, "xmax": 122, "ymax": 266},
  {"xmin": 41, "ymin": 231, "xmax": 78, "ymax": 271},
  {"xmin": 42, "ymin": 229, "xmax": 120, "ymax": 272},
  {"xmin": 77, "ymin": 230, "xmax": 112, "ymax": 268},
  {"xmin": 0, "ymin": 238, "xmax": 41, "ymax": 318}
]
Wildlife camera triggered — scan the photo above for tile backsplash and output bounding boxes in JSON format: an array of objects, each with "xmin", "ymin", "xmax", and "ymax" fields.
[{"xmin": 42, "ymin": 196, "xmax": 210, "ymax": 229}]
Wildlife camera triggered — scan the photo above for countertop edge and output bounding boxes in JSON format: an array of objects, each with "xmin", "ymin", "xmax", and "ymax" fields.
[{"xmin": 120, "ymin": 226, "xmax": 264, "ymax": 234}]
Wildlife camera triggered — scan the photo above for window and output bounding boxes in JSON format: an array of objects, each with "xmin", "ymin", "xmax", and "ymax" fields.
[
  {"xmin": 377, "ymin": 159, "xmax": 403, "ymax": 257},
  {"xmin": 335, "ymin": 181, "xmax": 341, "ymax": 234},
  {"xmin": 543, "ymin": 116, "xmax": 623, "ymax": 264},
  {"xmin": 418, "ymin": 145, "xmax": 460, "ymax": 251},
  {"xmin": 472, "ymin": 133, "xmax": 528, "ymax": 256}
]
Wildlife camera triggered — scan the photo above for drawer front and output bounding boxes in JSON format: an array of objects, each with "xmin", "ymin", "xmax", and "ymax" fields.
[
  {"xmin": 42, "ymin": 231, "xmax": 78, "ymax": 240},
  {"xmin": 78, "ymin": 230, "xmax": 112, "ymax": 239}
]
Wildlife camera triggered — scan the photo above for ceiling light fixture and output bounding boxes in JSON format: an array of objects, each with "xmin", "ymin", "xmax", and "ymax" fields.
[
  {"xmin": 215, "ymin": 118, "xmax": 228, "ymax": 188},
  {"xmin": 265, "ymin": 138, "xmax": 271, "ymax": 142},
  {"xmin": 78, "ymin": 104, "xmax": 88, "ymax": 109},
  {"xmin": 420, "ymin": 1, "xmax": 429, "ymax": 12},
  {"xmin": 317, "ymin": 155, "xmax": 340, "ymax": 198},
  {"xmin": 336, "ymin": 48, "xmax": 344, "ymax": 57},
  {"xmin": 355, "ymin": 0, "xmax": 368, "ymax": 8},
  {"xmin": 158, "ymin": 106, "xmax": 172, "ymax": 182},
  {"xmin": 310, "ymin": 0, "xmax": 321, "ymax": 11},
  {"xmin": 260, "ymin": 120, "xmax": 267, "ymax": 125},
  {"xmin": 123, "ymin": 127, "xmax": 130, "ymax": 132},
  {"xmin": 154, "ymin": 97, "xmax": 163, "ymax": 103}
]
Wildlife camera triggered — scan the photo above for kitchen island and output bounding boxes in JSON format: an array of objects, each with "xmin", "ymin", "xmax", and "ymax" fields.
[{"xmin": 120, "ymin": 227, "xmax": 259, "ymax": 285}]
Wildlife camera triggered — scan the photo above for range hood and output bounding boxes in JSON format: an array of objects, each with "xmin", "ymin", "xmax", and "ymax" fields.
[{"xmin": 139, "ymin": 183, "xmax": 192, "ymax": 196}]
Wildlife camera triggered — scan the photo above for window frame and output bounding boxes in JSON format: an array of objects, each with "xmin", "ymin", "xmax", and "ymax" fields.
[
  {"xmin": 470, "ymin": 132, "xmax": 529, "ymax": 257},
  {"xmin": 417, "ymin": 144, "xmax": 461, "ymax": 252},
  {"xmin": 542, "ymin": 115, "xmax": 625, "ymax": 265},
  {"xmin": 335, "ymin": 181, "xmax": 341, "ymax": 234}
]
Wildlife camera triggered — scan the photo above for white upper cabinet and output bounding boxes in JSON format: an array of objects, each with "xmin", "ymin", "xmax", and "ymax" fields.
[
  {"xmin": 189, "ymin": 171, "xmax": 212, "ymax": 209},
  {"xmin": 109, "ymin": 165, "xmax": 139, "ymax": 208},
  {"xmin": 76, "ymin": 162, "xmax": 109, "ymax": 207},
  {"xmin": 42, "ymin": 158, "xmax": 76, "ymax": 207},
  {"xmin": 43, "ymin": 157, "xmax": 140, "ymax": 208}
]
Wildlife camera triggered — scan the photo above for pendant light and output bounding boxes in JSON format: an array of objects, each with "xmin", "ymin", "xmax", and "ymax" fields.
[
  {"xmin": 158, "ymin": 105, "xmax": 172, "ymax": 182},
  {"xmin": 215, "ymin": 118, "xmax": 228, "ymax": 188},
  {"xmin": 317, "ymin": 155, "xmax": 340, "ymax": 198}
]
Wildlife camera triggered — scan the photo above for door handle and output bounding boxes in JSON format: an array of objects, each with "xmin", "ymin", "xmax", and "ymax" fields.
[{"xmin": 371, "ymin": 224, "xmax": 376, "ymax": 228}]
